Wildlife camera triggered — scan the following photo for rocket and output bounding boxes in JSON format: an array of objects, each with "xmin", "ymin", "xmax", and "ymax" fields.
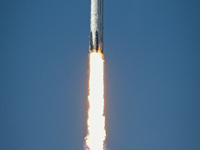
[{"xmin": 89, "ymin": 0, "xmax": 104, "ymax": 53}]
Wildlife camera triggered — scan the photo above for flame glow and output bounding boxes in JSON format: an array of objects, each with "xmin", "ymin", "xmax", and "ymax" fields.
[{"xmin": 85, "ymin": 52, "xmax": 106, "ymax": 150}]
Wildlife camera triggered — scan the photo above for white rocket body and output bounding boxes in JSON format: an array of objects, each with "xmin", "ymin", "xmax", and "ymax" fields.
[{"xmin": 90, "ymin": 0, "xmax": 103, "ymax": 53}]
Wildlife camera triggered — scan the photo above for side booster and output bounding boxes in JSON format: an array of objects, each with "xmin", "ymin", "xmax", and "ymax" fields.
[{"xmin": 90, "ymin": 0, "xmax": 104, "ymax": 53}]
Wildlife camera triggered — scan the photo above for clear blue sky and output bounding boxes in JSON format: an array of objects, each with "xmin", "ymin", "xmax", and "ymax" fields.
[{"xmin": 0, "ymin": 0, "xmax": 200, "ymax": 150}]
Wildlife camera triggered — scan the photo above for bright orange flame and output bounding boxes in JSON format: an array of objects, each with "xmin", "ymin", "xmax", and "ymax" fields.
[{"xmin": 85, "ymin": 52, "xmax": 106, "ymax": 150}]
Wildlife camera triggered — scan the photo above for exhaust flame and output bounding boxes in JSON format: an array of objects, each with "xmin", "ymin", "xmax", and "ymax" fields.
[{"xmin": 85, "ymin": 52, "xmax": 106, "ymax": 150}]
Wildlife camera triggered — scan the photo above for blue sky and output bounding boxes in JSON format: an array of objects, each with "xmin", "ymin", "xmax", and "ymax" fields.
[{"xmin": 0, "ymin": 0, "xmax": 200, "ymax": 150}]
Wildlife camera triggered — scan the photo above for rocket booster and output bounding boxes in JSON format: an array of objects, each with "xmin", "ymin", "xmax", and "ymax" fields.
[{"xmin": 90, "ymin": 0, "xmax": 104, "ymax": 53}]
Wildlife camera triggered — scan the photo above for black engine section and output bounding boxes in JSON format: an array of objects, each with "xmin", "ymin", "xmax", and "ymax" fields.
[
  {"xmin": 90, "ymin": 31, "xmax": 103, "ymax": 53},
  {"xmin": 95, "ymin": 31, "xmax": 98, "ymax": 51},
  {"xmin": 89, "ymin": 32, "xmax": 93, "ymax": 50}
]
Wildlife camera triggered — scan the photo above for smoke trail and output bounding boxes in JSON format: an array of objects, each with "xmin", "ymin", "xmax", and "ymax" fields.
[{"xmin": 85, "ymin": 52, "xmax": 106, "ymax": 150}]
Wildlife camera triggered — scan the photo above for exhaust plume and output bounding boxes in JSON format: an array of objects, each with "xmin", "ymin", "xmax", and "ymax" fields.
[{"xmin": 85, "ymin": 52, "xmax": 106, "ymax": 150}]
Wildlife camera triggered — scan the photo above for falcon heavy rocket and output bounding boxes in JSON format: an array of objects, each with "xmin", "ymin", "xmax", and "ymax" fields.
[{"xmin": 89, "ymin": 0, "xmax": 104, "ymax": 53}]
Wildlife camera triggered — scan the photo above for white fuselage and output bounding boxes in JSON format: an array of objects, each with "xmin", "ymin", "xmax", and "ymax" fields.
[{"xmin": 90, "ymin": 0, "xmax": 103, "ymax": 53}]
